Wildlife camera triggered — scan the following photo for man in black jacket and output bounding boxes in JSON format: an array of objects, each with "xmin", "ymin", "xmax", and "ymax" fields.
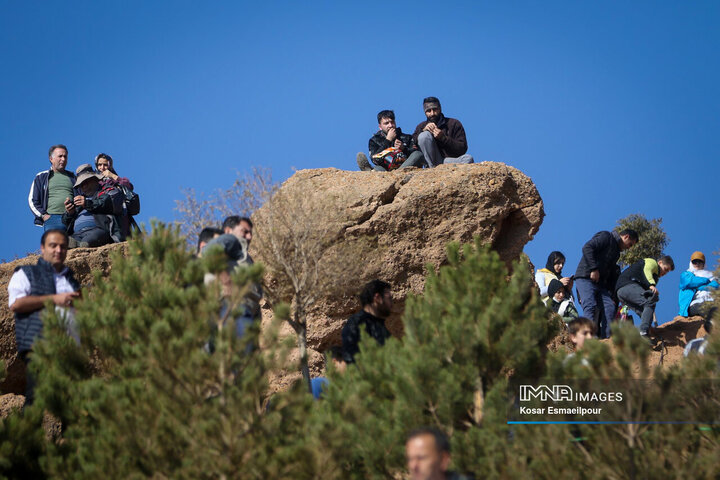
[
  {"xmin": 616, "ymin": 255, "xmax": 674, "ymax": 340},
  {"xmin": 357, "ymin": 110, "xmax": 426, "ymax": 171},
  {"xmin": 413, "ymin": 97, "xmax": 473, "ymax": 167},
  {"xmin": 574, "ymin": 229, "xmax": 639, "ymax": 338},
  {"xmin": 341, "ymin": 279, "xmax": 393, "ymax": 363}
]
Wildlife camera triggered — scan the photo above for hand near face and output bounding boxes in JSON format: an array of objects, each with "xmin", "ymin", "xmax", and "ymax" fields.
[
  {"xmin": 386, "ymin": 127, "xmax": 397, "ymax": 142},
  {"xmin": 73, "ymin": 195, "xmax": 86, "ymax": 209}
]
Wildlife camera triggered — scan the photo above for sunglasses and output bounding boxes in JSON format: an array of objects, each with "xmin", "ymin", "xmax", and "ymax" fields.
[{"xmin": 692, "ymin": 259, "xmax": 705, "ymax": 265}]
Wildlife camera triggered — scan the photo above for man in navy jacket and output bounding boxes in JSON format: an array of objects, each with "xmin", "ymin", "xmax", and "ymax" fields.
[
  {"xmin": 28, "ymin": 144, "xmax": 77, "ymax": 231},
  {"xmin": 574, "ymin": 229, "xmax": 638, "ymax": 338}
]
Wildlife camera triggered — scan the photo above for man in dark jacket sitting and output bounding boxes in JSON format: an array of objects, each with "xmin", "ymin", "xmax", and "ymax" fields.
[
  {"xmin": 357, "ymin": 110, "xmax": 426, "ymax": 171},
  {"xmin": 412, "ymin": 97, "xmax": 473, "ymax": 167},
  {"xmin": 574, "ymin": 229, "xmax": 638, "ymax": 339},
  {"xmin": 62, "ymin": 164, "xmax": 124, "ymax": 248},
  {"xmin": 341, "ymin": 279, "xmax": 393, "ymax": 363},
  {"xmin": 616, "ymin": 255, "xmax": 674, "ymax": 341}
]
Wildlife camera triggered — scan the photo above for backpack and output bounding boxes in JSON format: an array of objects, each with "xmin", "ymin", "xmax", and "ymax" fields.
[
  {"xmin": 371, "ymin": 147, "xmax": 406, "ymax": 171},
  {"xmin": 119, "ymin": 185, "xmax": 141, "ymax": 216}
]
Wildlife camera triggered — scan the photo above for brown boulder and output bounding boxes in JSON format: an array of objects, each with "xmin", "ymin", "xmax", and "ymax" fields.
[{"xmin": 254, "ymin": 163, "xmax": 545, "ymax": 363}]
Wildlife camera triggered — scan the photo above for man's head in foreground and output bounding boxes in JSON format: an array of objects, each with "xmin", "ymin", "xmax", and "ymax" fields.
[
  {"xmin": 406, "ymin": 427, "xmax": 451, "ymax": 480},
  {"xmin": 568, "ymin": 317, "xmax": 595, "ymax": 351},
  {"xmin": 41, "ymin": 229, "xmax": 69, "ymax": 271}
]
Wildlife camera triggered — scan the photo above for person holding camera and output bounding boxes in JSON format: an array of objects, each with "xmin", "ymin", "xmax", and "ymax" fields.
[{"xmin": 356, "ymin": 110, "xmax": 426, "ymax": 171}]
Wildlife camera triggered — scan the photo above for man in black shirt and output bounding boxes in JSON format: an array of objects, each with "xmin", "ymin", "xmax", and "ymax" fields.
[{"xmin": 341, "ymin": 279, "xmax": 393, "ymax": 363}]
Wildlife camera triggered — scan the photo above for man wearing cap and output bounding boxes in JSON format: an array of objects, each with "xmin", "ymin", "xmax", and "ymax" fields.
[
  {"xmin": 412, "ymin": 97, "xmax": 473, "ymax": 168},
  {"xmin": 679, "ymin": 251, "xmax": 718, "ymax": 323},
  {"xmin": 62, "ymin": 164, "xmax": 124, "ymax": 248},
  {"xmin": 28, "ymin": 144, "xmax": 77, "ymax": 231},
  {"xmin": 202, "ymin": 233, "xmax": 262, "ymax": 343}
]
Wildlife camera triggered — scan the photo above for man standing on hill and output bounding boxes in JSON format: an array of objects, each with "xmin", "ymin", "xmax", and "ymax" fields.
[
  {"xmin": 356, "ymin": 110, "xmax": 426, "ymax": 171},
  {"xmin": 616, "ymin": 255, "xmax": 674, "ymax": 342},
  {"xmin": 412, "ymin": 97, "xmax": 473, "ymax": 167},
  {"xmin": 574, "ymin": 229, "xmax": 639, "ymax": 339},
  {"xmin": 341, "ymin": 280, "xmax": 393, "ymax": 363},
  {"xmin": 29, "ymin": 144, "xmax": 77, "ymax": 231},
  {"xmin": 8, "ymin": 230, "xmax": 81, "ymax": 405}
]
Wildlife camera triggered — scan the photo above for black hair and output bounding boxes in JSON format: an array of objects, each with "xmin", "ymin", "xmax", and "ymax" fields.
[
  {"xmin": 406, "ymin": 427, "xmax": 450, "ymax": 454},
  {"xmin": 568, "ymin": 317, "xmax": 595, "ymax": 336},
  {"xmin": 359, "ymin": 279, "xmax": 391, "ymax": 307},
  {"xmin": 545, "ymin": 251, "xmax": 566, "ymax": 272},
  {"xmin": 222, "ymin": 216, "xmax": 253, "ymax": 231},
  {"xmin": 422, "ymin": 97, "xmax": 441, "ymax": 107},
  {"xmin": 658, "ymin": 255, "xmax": 675, "ymax": 271},
  {"xmin": 377, "ymin": 110, "xmax": 395, "ymax": 123},
  {"xmin": 95, "ymin": 153, "xmax": 118, "ymax": 175},
  {"xmin": 327, "ymin": 345, "xmax": 344, "ymax": 361},
  {"xmin": 41, "ymin": 229, "xmax": 69, "ymax": 246},
  {"xmin": 48, "ymin": 144, "xmax": 68, "ymax": 157},
  {"xmin": 618, "ymin": 229, "xmax": 639, "ymax": 242},
  {"xmin": 197, "ymin": 227, "xmax": 223, "ymax": 253}
]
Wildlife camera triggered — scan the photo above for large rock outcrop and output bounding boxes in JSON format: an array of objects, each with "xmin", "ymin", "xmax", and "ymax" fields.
[
  {"xmin": 252, "ymin": 163, "xmax": 545, "ymax": 381},
  {"xmin": 0, "ymin": 163, "xmax": 544, "ymax": 395}
]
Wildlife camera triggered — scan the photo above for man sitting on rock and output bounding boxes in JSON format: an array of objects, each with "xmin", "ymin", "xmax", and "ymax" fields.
[
  {"xmin": 62, "ymin": 164, "xmax": 125, "ymax": 248},
  {"xmin": 616, "ymin": 255, "xmax": 674, "ymax": 343},
  {"xmin": 412, "ymin": 97, "xmax": 473, "ymax": 167},
  {"xmin": 341, "ymin": 279, "xmax": 393, "ymax": 363},
  {"xmin": 357, "ymin": 110, "xmax": 425, "ymax": 171}
]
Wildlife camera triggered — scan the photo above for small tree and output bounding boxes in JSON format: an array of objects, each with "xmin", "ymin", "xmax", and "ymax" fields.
[
  {"xmin": 615, "ymin": 213, "xmax": 669, "ymax": 266},
  {"xmin": 308, "ymin": 240, "xmax": 560, "ymax": 478},
  {"xmin": 25, "ymin": 222, "xmax": 320, "ymax": 478},
  {"xmin": 174, "ymin": 167, "xmax": 277, "ymax": 245},
  {"xmin": 253, "ymin": 187, "xmax": 370, "ymax": 392}
]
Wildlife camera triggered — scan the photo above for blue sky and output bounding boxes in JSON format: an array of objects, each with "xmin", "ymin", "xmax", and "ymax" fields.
[{"xmin": 2, "ymin": 1, "xmax": 718, "ymax": 324}]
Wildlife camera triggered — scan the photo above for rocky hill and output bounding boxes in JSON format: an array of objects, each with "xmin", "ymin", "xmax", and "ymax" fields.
[{"xmin": 1, "ymin": 163, "xmax": 706, "ymax": 404}]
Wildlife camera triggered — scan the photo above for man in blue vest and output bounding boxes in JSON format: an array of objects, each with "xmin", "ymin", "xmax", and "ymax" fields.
[{"xmin": 8, "ymin": 229, "xmax": 81, "ymax": 405}]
